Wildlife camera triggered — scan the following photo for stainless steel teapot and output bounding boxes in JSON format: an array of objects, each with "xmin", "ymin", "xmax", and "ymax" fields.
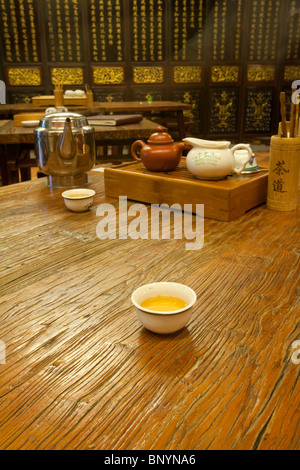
[{"xmin": 34, "ymin": 112, "xmax": 95, "ymax": 188}]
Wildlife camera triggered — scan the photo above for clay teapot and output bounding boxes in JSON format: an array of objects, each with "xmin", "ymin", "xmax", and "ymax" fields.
[{"xmin": 131, "ymin": 126, "xmax": 184, "ymax": 172}]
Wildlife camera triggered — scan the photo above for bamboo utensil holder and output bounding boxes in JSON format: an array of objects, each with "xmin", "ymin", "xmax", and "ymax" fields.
[
  {"xmin": 86, "ymin": 90, "xmax": 94, "ymax": 107},
  {"xmin": 267, "ymin": 134, "xmax": 300, "ymax": 211},
  {"xmin": 54, "ymin": 78, "xmax": 64, "ymax": 107},
  {"xmin": 85, "ymin": 84, "xmax": 94, "ymax": 107},
  {"xmin": 279, "ymin": 92, "xmax": 288, "ymax": 137},
  {"xmin": 54, "ymin": 89, "xmax": 64, "ymax": 107}
]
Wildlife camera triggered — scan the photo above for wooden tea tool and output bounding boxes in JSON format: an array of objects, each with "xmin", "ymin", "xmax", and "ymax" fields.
[
  {"xmin": 54, "ymin": 80, "xmax": 64, "ymax": 107},
  {"xmin": 293, "ymin": 89, "xmax": 299, "ymax": 137},
  {"xmin": 280, "ymin": 92, "xmax": 287, "ymax": 137},
  {"xmin": 85, "ymin": 84, "xmax": 94, "ymax": 107},
  {"xmin": 290, "ymin": 89, "xmax": 296, "ymax": 138}
]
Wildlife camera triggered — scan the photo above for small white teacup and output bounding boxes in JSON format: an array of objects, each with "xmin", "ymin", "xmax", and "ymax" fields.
[
  {"xmin": 62, "ymin": 188, "xmax": 95, "ymax": 212},
  {"xmin": 131, "ymin": 282, "xmax": 197, "ymax": 334}
]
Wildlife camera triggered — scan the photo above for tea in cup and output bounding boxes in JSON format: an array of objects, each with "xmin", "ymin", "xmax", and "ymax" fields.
[{"xmin": 131, "ymin": 282, "xmax": 197, "ymax": 334}]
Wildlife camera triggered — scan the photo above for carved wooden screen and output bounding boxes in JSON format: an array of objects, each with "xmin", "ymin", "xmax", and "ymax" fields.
[{"xmin": 0, "ymin": 0, "xmax": 299, "ymax": 142}]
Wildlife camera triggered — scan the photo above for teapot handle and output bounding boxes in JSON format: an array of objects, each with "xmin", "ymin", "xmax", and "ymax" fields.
[
  {"xmin": 231, "ymin": 144, "xmax": 252, "ymax": 175},
  {"xmin": 131, "ymin": 140, "xmax": 144, "ymax": 162}
]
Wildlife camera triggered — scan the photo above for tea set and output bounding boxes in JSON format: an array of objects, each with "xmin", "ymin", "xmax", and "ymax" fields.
[
  {"xmin": 35, "ymin": 110, "xmax": 256, "ymax": 192},
  {"xmin": 131, "ymin": 130, "xmax": 261, "ymax": 333},
  {"xmin": 131, "ymin": 126, "xmax": 257, "ymax": 180},
  {"xmin": 35, "ymin": 116, "xmax": 256, "ymax": 334},
  {"xmin": 33, "ymin": 112, "xmax": 258, "ymax": 335}
]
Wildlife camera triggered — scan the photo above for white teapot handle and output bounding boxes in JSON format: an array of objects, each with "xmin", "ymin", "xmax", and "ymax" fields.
[{"xmin": 231, "ymin": 144, "xmax": 252, "ymax": 175}]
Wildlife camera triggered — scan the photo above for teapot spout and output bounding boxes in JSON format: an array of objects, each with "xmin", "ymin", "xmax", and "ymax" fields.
[
  {"xmin": 183, "ymin": 137, "xmax": 204, "ymax": 147},
  {"xmin": 177, "ymin": 142, "xmax": 185, "ymax": 152},
  {"xmin": 175, "ymin": 141, "xmax": 185, "ymax": 159},
  {"xmin": 58, "ymin": 117, "xmax": 77, "ymax": 160},
  {"xmin": 183, "ymin": 137, "xmax": 230, "ymax": 149}
]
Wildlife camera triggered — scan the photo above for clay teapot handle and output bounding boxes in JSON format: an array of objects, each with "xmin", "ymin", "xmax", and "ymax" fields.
[{"xmin": 131, "ymin": 140, "xmax": 145, "ymax": 162}]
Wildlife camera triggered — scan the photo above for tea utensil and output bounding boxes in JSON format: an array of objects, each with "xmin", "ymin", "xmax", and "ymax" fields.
[{"xmin": 280, "ymin": 92, "xmax": 287, "ymax": 137}]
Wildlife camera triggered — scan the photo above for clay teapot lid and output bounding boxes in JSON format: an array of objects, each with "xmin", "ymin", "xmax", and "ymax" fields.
[{"xmin": 148, "ymin": 126, "xmax": 174, "ymax": 144}]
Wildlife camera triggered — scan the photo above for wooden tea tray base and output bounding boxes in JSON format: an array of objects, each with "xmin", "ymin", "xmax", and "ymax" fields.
[{"xmin": 104, "ymin": 159, "xmax": 269, "ymax": 221}]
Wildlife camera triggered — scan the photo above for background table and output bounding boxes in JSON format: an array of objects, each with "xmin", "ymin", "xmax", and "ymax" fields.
[
  {"xmin": 91, "ymin": 101, "xmax": 192, "ymax": 140},
  {"xmin": 0, "ymin": 155, "xmax": 299, "ymax": 450},
  {"xmin": 0, "ymin": 101, "xmax": 192, "ymax": 140},
  {"xmin": 0, "ymin": 118, "xmax": 162, "ymax": 185}
]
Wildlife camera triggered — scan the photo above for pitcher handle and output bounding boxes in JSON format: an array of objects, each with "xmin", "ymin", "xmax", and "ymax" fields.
[
  {"xmin": 231, "ymin": 144, "xmax": 252, "ymax": 175},
  {"xmin": 131, "ymin": 140, "xmax": 144, "ymax": 162}
]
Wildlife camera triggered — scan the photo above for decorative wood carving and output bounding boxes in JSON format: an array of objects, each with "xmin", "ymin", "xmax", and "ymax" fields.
[{"xmin": 0, "ymin": 0, "xmax": 299, "ymax": 140}]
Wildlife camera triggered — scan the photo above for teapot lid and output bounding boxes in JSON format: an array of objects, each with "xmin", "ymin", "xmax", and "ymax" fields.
[
  {"xmin": 148, "ymin": 126, "xmax": 174, "ymax": 144},
  {"xmin": 39, "ymin": 112, "xmax": 88, "ymax": 130}
]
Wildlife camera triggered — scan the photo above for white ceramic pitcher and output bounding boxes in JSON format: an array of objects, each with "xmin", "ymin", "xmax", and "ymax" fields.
[{"xmin": 183, "ymin": 138, "xmax": 252, "ymax": 180}]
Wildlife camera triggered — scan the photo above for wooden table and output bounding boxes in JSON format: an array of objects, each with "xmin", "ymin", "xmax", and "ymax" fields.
[
  {"xmin": 0, "ymin": 155, "xmax": 299, "ymax": 450},
  {"xmin": 0, "ymin": 100, "xmax": 192, "ymax": 140},
  {"xmin": 0, "ymin": 118, "xmax": 162, "ymax": 185},
  {"xmin": 92, "ymin": 101, "xmax": 192, "ymax": 140}
]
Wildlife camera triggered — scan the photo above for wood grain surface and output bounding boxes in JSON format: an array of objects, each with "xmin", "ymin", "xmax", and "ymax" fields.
[
  {"xmin": 0, "ymin": 119, "xmax": 164, "ymax": 185},
  {"xmin": 104, "ymin": 160, "xmax": 269, "ymax": 221},
  {"xmin": 0, "ymin": 155, "xmax": 299, "ymax": 450},
  {"xmin": 0, "ymin": 101, "xmax": 192, "ymax": 115},
  {"xmin": 0, "ymin": 118, "xmax": 162, "ymax": 144},
  {"xmin": 0, "ymin": 101, "xmax": 191, "ymax": 141}
]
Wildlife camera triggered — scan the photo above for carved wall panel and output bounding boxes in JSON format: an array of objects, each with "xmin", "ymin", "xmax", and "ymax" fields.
[
  {"xmin": 133, "ymin": 67, "xmax": 164, "ymax": 84},
  {"xmin": 130, "ymin": 0, "xmax": 165, "ymax": 62},
  {"xmin": 93, "ymin": 89, "xmax": 126, "ymax": 103},
  {"xmin": 88, "ymin": 0, "xmax": 124, "ymax": 62},
  {"xmin": 0, "ymin": 0, "xmax": 40, "ymax": 63},
  {"xmin": 211, "ymin": 66, "xmax": 240, "ymax": 84},
  {"xmin": 209, "ymin": 89, "xmax": 238, "ymax": 135},
  {"xmin": 172, "ymin": 89, "xmax": 203, "ymax": 135},
  {"xmin": 6, "ymin": 67, "xmax": 42, "ymax": 86},
  {"xmin": 245, "ymin": 90, "xmax": 273, "ymax": 133},
  {"xmin": 209, "ymin": 0, "xmax": 243, "ymax": 62},
  {"xmin": 9, "ymin": 92, "xmax": 38, "ymax": 103},
  {"xmin": 247, "ymin": 65, "xmax": 276, "ymax": 83},
  {"xmin": 50, "ymin": 67, "xmax": 84, "ymax": 86},
  {"xmin": 45, "ymin": 0, "xmax": 83, "ymax": 62},
  {"xmin": 0, "ymin": 0, "xmax": 299, "ymax": 141},
  {"xmin": 92, "ymin": 66, "xmax": 125, "ymax": 85},
  {"xmin": 171, "ymin": 0, "xmax": 205, "ymax": 62},
  {"xmin": 247, "ymin": 0, "xmax": 280, "ymax": 61},
  {"xmin": 284, "ymin": 66, "xmax": 300, "ymax": 82},
  {"xmin": 131, "ymin": 88, "xmax": 164, "ymax": 102},
  {"xmin": 173, "ymin": 66, "xmax": 203, "ymax": 85}
]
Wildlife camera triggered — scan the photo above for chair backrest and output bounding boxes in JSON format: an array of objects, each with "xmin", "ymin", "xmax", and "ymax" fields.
[{"xmin": 0, "ymin": 80, "xmax": 6, "ymax": 104}]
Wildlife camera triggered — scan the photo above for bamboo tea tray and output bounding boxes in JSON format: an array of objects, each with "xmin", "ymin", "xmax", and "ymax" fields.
[{"xmin": 104, "ymin": 159, "xmax": 268, "ymax": 221}]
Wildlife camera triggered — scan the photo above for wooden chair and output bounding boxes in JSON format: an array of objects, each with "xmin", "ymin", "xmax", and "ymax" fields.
[
  {"xmin": 6, "ymin": 144, "xmax": 37, "ymax": 183},
  {"xmin": 151, "ymin": 114, "xmax": 194, "ymax": 139}
]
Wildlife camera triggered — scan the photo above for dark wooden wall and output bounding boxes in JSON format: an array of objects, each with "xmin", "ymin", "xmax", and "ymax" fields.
[{"xmin": 0, "ymin": 0, "xmax": 299, "ymax": 142}]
